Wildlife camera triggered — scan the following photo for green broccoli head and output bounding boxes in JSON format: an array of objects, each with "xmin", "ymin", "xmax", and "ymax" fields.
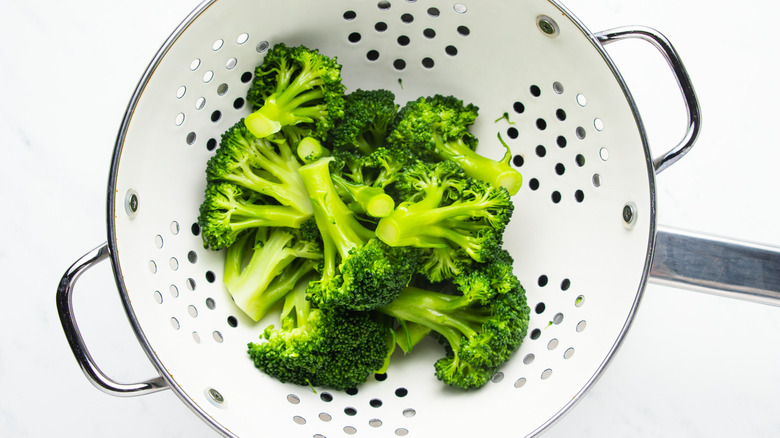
[
  {"xmin": 329, "ymin": 145, "xmax": 411, "ymax": 192},
  {"xmin": 308, "ymin": 238, "xmax": 420, "ymax": 311},
  {"xmin": 198, "ymin": 182, "xmax": 312, "ymax": 250},
  {"xmin": 245, "ymin": 43, "xmax": 345, "ymax": 140},
  {"xmin": 204, "ymin": 120, "xmax": 312, "ymax": 217},
  {"xmin": 379, "ymin": 250, "xmax": 530, "ymax": 389},
  {"xmin": 327, "ymin": 89, "xmax": 398, "ymax": 156},
  {"xmin": 388, "ymin": 94, "xmax": 523, "ymax": 195},
  {"xmin": 248, "ymin": 277, "xmax": 393, "ymax": 390},
  {"xmin": 375, "ymin": 160, "xmax": 513, "ymax": 265}
]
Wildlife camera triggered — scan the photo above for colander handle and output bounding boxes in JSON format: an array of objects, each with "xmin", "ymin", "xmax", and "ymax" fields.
[
  {"xmin": 56, "ymin": 243, "xmax": 169, "ymax": 397},
  {"xmin": 595, "ymin": 26, "xmax": 701, "ymax": 174},
  {"xmin": 650, "ymin": 227, "xmax": 780, "ymax": 306}
]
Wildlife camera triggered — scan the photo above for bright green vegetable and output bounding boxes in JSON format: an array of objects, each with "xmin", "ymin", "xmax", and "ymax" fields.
[
  {"xmin": 247, "ymin": 274, "xmax": 393, "ymax": 390},
  {"xmin": 298, "ymin": 157, "xmax": 419, "ymax": 311},
  {"xmin": 331, "ymin": 173, "xmax": 395, "ymax": 218},
  {"xmin": 223, "ymin": 227, "xmax": 321, "ymax": 321},
  {"xmin": 198, "ymin": 182, "xmax": 311, "ymax": 250},
  {"xmin": 327, "ymin": 89, "xmax": 398, "ymax": 156},
  {"xmin": 204, "ymin": 120, "xmax": 311, "ymax": 212},
  {"xmin": 197, "ymin": 43, "xmax": 529, "ymax": 392},
  {"xmin": 388, "ymin": 94, "xmax": 523, "ymax": 195},
  {"xmin": 380, "ymin": 250, "xmax": 530, "ymax": 389},
  {"xmin": 245, "ymin": 43, "xmax": 345, "ymax": 139},
  {"xmin": 375, "ymin": 160, "xmax": 513, "ymax": 282}
]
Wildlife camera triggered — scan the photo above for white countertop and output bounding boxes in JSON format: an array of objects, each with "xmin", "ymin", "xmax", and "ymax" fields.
[{"xmin": 2, "ymin": 0, "xmax": 779, "ymax": 436}]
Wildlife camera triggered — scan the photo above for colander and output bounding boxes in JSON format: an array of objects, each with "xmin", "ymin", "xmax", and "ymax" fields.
[{"xmin": 56, "ymin": 0, "xmax": 780, "ymax": 437}]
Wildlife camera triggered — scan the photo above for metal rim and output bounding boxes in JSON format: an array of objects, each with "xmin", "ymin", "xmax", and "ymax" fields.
[
  {"xmin": 527, "ymin": 1, "xmax": 658, "ymax": 435},
  {"xmin": 105, "ymin": 1, "xmax": 234, "ymax": 437}
]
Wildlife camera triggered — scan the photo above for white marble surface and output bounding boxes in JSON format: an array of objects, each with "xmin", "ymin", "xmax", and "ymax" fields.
[{"xmin": 2, "ymin": 0, "xmax": 779, "ymax": 436}]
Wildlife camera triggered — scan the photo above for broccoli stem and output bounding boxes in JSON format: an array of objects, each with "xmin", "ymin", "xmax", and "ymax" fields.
[
  {"xmin": 224, "ymin": 229, "xmax": 311, "ymax": 321},
  {"xmin": 298, "ymin": 157, "xmax": 374, "ymax": 260},
  {"xmin": 228, "ymin": 203, "xmax": 312, "ymax": 230},
  {"xmin": 245, "ymin": 68, "xmax": 327, "ymax": 138},
  {"xmin": 395, "ymin": 320, "xmax": 432, "ymax": 354},
  {"xmin": 222, "ymin": 155, "xmax": 312, "ymax": 216},
  {"xmin": 297, "ymin": 137, "xmax": 331, "ymax": 164},
  {"xmin": 434, "ymin": 136, "xmax": 523, "ymax": 195},
  {"xmin": 332, "ymin": 174, "xmax": 395, "ymax": 218},
  {"xmin": 376, "ymin": 202, "xmax": 494, "ymax": 248},
  {"xmin": 279, "ymin": 272, "xmax": 316, "ymax": 331},
  {"xmin": 380, "ymin": 287, "xmax": 480, "ymax": 352}
]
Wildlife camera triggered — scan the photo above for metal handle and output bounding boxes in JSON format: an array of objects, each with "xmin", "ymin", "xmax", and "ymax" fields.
[
  {"xmin": 56, "ymin": 243, "xmax": 169, "ymax": 396},
  {"xmin": 650, "ymin": 227, "xmax": 780, "ymax": 306},
  {"xmin": 595, "ymin": 26, "xmax": 702, "ymax": 174}
]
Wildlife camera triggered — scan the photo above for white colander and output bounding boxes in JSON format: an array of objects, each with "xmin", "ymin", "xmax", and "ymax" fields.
[{"xmin": 56, "ymin": 0, "xmax": 780, "ymax": 437}]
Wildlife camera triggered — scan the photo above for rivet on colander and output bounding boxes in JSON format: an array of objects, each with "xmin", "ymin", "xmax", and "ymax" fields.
[
  {"xmin": 208, "ymin": 388, "xmax": 224, "ymax": 404},
  {"xmin": 622, "ymin": 202, "xmax": 637, "ymax": 228},
  {"xmin": 536, "ymin": 15, "xmax": 559, "ymax": 38},
  {"xmin": 125, "ymin": 189, "xmax": 139, "ymax": 218}
]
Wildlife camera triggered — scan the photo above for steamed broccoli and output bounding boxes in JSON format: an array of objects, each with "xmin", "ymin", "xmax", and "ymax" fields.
[
  {"xmin": 295, "ymin": 136, "xmax": 331, "ymax": 164},
  {"xmin": 379, "ymin": 250, "xmax": 530, "ymax": 389},
  {"xmin": 326, "ymin": 89, "xmax": 398, "ymax": 156},
  {"xmin": 387, "ymin": 94, "xmax": 523, "ymax": 195},
  {"xmin": 375, "ymin": 160, "xmax": 513, "ymax": 279},
  {"xmin": 198, "ymin": 182, "xmax": 312, "ymax": 250},
  {"xmin": 331, "ymin": 173, "xmax": 395, "ymax": 218},
  {"xmin": 223, "ymin": 227, "xmax": 322, "ymax": 321},
  {"xmin": 247, "ymin": 274, "xmax": 393, "ymax": 390},
  {"xmin": 204, "ymin": 120, "xmax": 312, "ymax": 217},
  {"xmin": 245, "ymin": 43, "xmax": 345, "ymax": 139},
  {"xmin": 298, "ymin": 157, "xmax": 419, "ymax": 311}
]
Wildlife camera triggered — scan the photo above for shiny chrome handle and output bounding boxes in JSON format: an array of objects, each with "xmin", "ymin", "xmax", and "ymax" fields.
[
  {"xmin": 56, "ymin": 243, "xmax": 169, "ymax": 396},
  {"xmin": 650, "ymin": 227, "xmax": 780, "ymax": 306},
  {"xmin": 596, "ymin": 26, "xmax": 702, "ymax": 174}
]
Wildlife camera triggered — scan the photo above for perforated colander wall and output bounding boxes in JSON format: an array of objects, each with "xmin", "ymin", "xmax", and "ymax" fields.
[{"xmin": 109, "ymin": 0, "xmax": 654, "ymax": 436}]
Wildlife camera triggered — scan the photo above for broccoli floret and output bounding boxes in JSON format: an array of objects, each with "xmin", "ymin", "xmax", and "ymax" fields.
[
  {"xmin": 416, "ymin": 245, "xmax": 473, "ymax": 284},
  {"xmin": 387, "ymin": 95, "xmax": 523, "ymax": 195},
  {"xmin": 198, "ymin": 182, "xmax": 312, "ymax": 250},
  {"xmin": 332, "ymin": 173, "xmax": 395, "ymax": 218},
  {"xmin": 247, "ymin": 274, "xmax": 393, "ymax": 390},
  {"xmin": 245, "ymin": 43, "xmax": 345, "ymax": 139},
  {"xmin": 375, "ymin": 160, "xmax": 513, "ymax": 271},
  {"xmin": 379, "ymin": 251, "xmax": 530, "ymax": 389},
  {"xmin": 298, "ymin": 157, "xmax": 418, "ymax": 311},
  {"xmin": 326, "ymin": 89, "xmax": 398, "ymax": 156},
  {"xmin": 204, "ymin": 120, "xmax": 312, "ymax": 217},
  {"xmin": 330, "ymin": 146, "xmax": 411, "ymax": 195},
  {"xmin": 223, "ymin": 227, "xmax": 322, "ymax": 321}
]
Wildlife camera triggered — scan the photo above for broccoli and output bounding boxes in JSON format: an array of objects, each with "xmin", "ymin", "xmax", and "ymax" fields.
[
  {"xmin": 223, "ymin": 226, "xmax": 322, "ymax": 321},
  {"xmin": 245, "ymin": 43, "xmax": 345, "ymax": 139},
  {"xmin": 379, "ymin": 250, "xmax": 530, "ymax": 389},
  {"xmin": 198, "ymin": 182, "xmax": 312, "ymax": 250},
  {"xmin": 204, "ymin": 120, "xmax": 312, "ymax": 218},
  {"xmin": 332, "ymin": 173, "xmax": 395, "ymax": 218},
  {"xmin": 247, "ymin": 274, "xmax": 394, "ymax": 390},
  {"xmin": 326, "ymin": 89, "xmax": 398, "ymax": 156},
  {"xmin": 375, "ymin": 160, "xmax": 513, "ymax": 270},
  {"xmin": 295, "ymin": 136, "xmax": 331, "ymax": 164},
  {"xmin": 387, "ymin": 94, "xmax": 523, "ymax": 195},
  {"xmin": 298, "ymin": 157, "xmax": 419, "ymax": 311},
  {"xmin": 329, "ymin": 144, "xmax": 412, "ymax": 204}
]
